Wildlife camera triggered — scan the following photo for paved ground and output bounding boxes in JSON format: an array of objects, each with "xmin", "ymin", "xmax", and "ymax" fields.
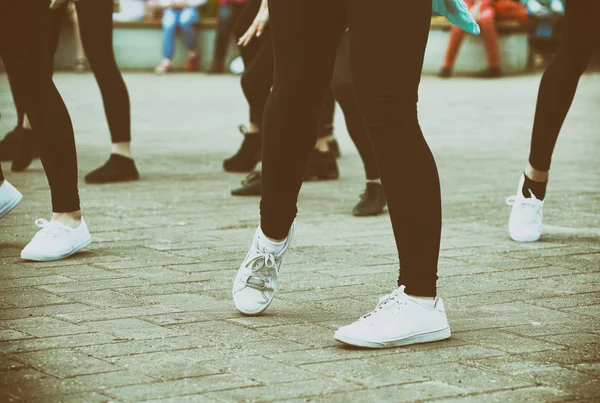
[{"xmin": 0, "ymin": 71, "xmax": 599, "ymax": 403}]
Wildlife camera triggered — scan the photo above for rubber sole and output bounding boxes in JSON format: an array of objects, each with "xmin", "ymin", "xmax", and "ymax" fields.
[
  {"xmin": 0, "ymin": 192, "xmax": 23, "ymax": 219},
  {"xmin": 21, "ymin": 236, "xmax": 92, "ymax": 262},
  {"xmin": 334, "ymin": 327, "xmax": 451, "ymax": 349}
]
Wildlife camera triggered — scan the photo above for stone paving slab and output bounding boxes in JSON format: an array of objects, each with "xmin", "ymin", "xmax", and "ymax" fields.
[{"xmin": 0, "ymin": 71, "xmax": 599, "ymax": 402}]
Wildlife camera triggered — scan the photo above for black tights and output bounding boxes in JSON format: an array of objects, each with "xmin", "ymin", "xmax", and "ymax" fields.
[
  {"xmin": 260, "ymin": 0, "xmax": 438, "ymax": 297},
  {"xmin": 15, "ymin": 0, "xmax": 131, "ymax": 144},
  {"xmin": 0, "ymin": 0, "xmax": 80, "ymax": 212},
  {"xmin": 528, "ymin": 0, "xmax": 600, "ymax": 172}
]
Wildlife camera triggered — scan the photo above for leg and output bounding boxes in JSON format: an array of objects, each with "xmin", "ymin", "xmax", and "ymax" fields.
[
  {"xmin": 177, "ymin": 7, "xmax": 199, "ymax": 51},
  {"xmin": 260, "ymin": 0, "xmax": 347, "ymax": 239},
  {"xmin": 442, "ymin": 25, "xmax": 467, "ymax": 71},
  {"xmin": 234, "ymin": 0, "xmax": 265, "ymax": 69},
  {"xmin": 478, "ymin": 7, "xmax": 500, "ymax": 69},
  {"xmin": 348, "ymin": 0, "xmax": 439, "ymax": 297},
  {"xmin": 528, "ymin": 0, "xmax": 600, "ymax": 173},
  {"xmin": 212, "ymin": 3, "xmax": 234, "ymax": 72},
  {"xmin": 161, "ymin": 8, "xmax": 179, "ymax": 61}
]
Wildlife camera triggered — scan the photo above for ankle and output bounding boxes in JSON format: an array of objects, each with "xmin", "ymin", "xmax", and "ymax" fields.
[
  {"xmin": 51, "ymin": 211, "xmax": 82, "ymax": 229},
  {"xmin": 112, "ymin": 142, "xmax": 132, "ymax": 158},
  {"xmin": 525, "ymin": 163, "xmax": 549, "ymax": 183},
  {"xmin": 315, "ymin": 138, "xmax": 330, "ymax": 153},
  {"xmin": 407, "ymin": 294, "xmax": 435, "ymax": 301},
  {"xmin": 366, "ymin": 179, "xmax": 382, "ymax": 185}
]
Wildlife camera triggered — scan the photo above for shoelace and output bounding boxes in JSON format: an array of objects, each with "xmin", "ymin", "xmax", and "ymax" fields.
[
  {"xmin": 360, "ymin": 285, "xmax": 409, "ymax": 321},
  {"xmin": 506, "ymin": 194, "xmax": 543, "ymax": 225},
  {"xmin": 33, "ymin": 219, "xmax": 68, "ymax": 240},
  {"xmin": 244, "ymin": 250, "xmax": 277, "ymax": 291}
]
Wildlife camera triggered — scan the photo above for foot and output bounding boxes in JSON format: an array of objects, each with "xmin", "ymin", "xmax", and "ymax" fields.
[
  {"xmin": 506, "ymin": 174, "xmax": 544, "ymax": 242},
  {"xmin": 328, "ymin": 138, "xmax": 341, "ymax": 159},
  {"xmin": 477, "ymin": 67, "xmax": 502, "ymax": 78},
  {"xmin": 334, "ymin": 286, "xmax": 451, "ymax": 348},
  {"xmin": 303, "ymin": 149, "xmax": 339, "ymax": 181},
  {"xmin": 11, "ymin": 128, "xmax": 38, "ymax": 172},
  {"xmin": 0, "ymin": 180, "xmax": 23, "ymax": 219},
  {"xmin": 353, "ymin": 182, "xmax": 387, "ymax": 217},
  {"xmin": 438, "ymin": 67, "xmax": 452, "ymax": 78},
  {"xmin": 21, "ymin": 217, "xmax": 92, "ymax": 261},
  {"xmin": 233, "ymin": 224, "xmax": 295, "ymax": 315},
  {"xmin": 231, "ymin": 171, "xmax": 261, "ymax": 196},
  {"xmin": 223, "ymin": 125, "xmax": 262, "ymax": 173},
  {"xmin": 154, "ymin": 60, "xmax": 173, "ymax": 74},
  {"xmin": 185, "ymin": 53, "xmax": 199, "ymax": 72},
  {"xmin": 0, "ymin": 126, "xmax": 23, "ymax": 162},
  {"xmin": 84, "ymin": 154, "xmax": 140, "ymax": 184}
]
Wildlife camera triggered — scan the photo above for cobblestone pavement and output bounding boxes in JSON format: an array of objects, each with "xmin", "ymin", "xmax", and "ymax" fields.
[{"xmin": 0, "ymin": 71, "xmax": 599, "ymax": 402}]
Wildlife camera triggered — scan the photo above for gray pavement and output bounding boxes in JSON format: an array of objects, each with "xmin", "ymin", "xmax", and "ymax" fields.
[{"xmin": 0, "ymin": 71, "xmax": 599, "ymax": 402}]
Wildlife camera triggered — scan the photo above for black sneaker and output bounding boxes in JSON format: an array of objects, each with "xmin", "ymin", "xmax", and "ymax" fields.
[
  {"xmin": 231, "ymin": 171, "xmax": 261, "ymax": 196},
  {"xmin": 352, "ymin": 182, "xmax": 387, "ymax": 217},
  {"xmin": 304, "ymin": 149, "xmax": 339, "ymax": 181},
  {"xmin": 11, "ymin": 128, "xmax": 38, "ymax": 172},
  {"xmin": 0, "ymin": 126, "xmax": 22, "ymax": 162},
  {"xmin": 85, "ymin": 154, "xmax": 140, "ymax": 184},
  {"xmin": 223, "ymin": 125, "xmax": 262, "ymax": 173},
  {"xmin": 328, "ymin": 138, "xmax": 341, "ymax": 159},
  {"xmin": 476, "ymin": 67, "xmax": 502, "ymax": 78},
  {"xmin": 438, "ymin": 67, "xmax": 452, "ymax": 78}
]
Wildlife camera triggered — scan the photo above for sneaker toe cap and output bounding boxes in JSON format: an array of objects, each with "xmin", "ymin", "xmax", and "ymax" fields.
[{"xmin": 233, "ymin": 288, "xmax": 271, "ymax": 315}]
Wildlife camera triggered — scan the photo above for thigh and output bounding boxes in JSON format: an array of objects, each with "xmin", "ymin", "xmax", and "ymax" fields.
[
  {"xmin": 268, "ymin": 0, "xmax": 347, "ymax": 94},
  {"xmin": 75, "ymin": 0, "xmax": 116, "ymax": 61},
  {"xmin": 162, "ymin": 7, "xmax": 178, "ymax": 28},
  {"xmin": 178, "ymin": 7, "xmax": 199, "ymax": 25},
  {"xmin": 348, "ymin": 0, "xmax": 432, "ymax": 122}
]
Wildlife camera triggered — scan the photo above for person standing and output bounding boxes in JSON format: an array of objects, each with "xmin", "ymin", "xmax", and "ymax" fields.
[
  {"xmin": 507, "ymin": 0, "xmax": 600, "ymax": 242},
  {"xmin": 209, "ymin": 0, "xmax": 248, "ymax": 74}
]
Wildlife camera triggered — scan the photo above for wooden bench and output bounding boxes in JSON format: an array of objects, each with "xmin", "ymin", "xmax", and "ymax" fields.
[{"xmin": 423, "ymin": 17, "xmax": 529, "ymax": 75}]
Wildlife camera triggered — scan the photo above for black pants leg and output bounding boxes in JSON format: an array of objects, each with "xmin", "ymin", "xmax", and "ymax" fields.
[
  {"xmin": 0, "ymin": 0, "xmax": 80, "ymax": 212},
  {"xmin": 261, "ymin": 0, "xmax": 438, "ymax": 297},
  {"xmin": 528, "ymin": 0, "xmax": 600, "ymax": 172},
  {"xmin": 213, "ymin": 2, "xmax": 246, "ymax": 70},
  {"xmin": 331, "ymin": 32, "xmax": 379, "ymax": 180}
]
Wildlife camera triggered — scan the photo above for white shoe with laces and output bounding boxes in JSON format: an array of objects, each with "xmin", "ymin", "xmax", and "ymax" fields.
[
  {"xmin": 21, "ymin": 218, "xmax": 92, "ymax": 261},
  {"xmin": 233, "ymin": 223, "xmax": 295, "ymax": 315},
  {"xmin": 506, "ymin": 174, "xmax": 544, "ymax": 242},
  {"xmin": 0, "ymin": 180, "xmax": 23, "ymax": 219},
  {"xmin": 334, "ymin": 285, "xmax": 451, "ymax": 348}
]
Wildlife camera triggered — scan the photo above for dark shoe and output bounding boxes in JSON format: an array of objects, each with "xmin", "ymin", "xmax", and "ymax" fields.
[
  {"xmin": 223, "ymin": 125, "xmax": 262, "ymax": 173},
  {"xmin": 85, "ymin": 154, "xmax": 140, "ymax": 184},
  {"xmin": 11, "ymin": 128, "xmax": 37, "ymax": 172},
  {"xmin": 231, "ymin": 171, "xmax": 261, "ymax": 196},
  {"xmin": 353, "ymin": 182, "xmax": 387, "ymax": 217},
  {"xmin": 328, "ymin": 138, "xmax": 341, "ymax": 159},
  {"xmin": 438, "ymin": 67, "xmax": 452, "ymax": 78},
  {"xmin": 0, "ymin": 126, "xmax": 22, "ymax": 162},
  {"xmin": 477, "ymin": 67, "xmax": 502, "ymax": 78},
  {"xmin": 304, "ymin": 149, "xmax": 339, "ymax": 181}
]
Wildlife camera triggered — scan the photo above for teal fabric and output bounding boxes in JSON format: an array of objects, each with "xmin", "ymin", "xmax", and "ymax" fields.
[{"xmin": 432, "ymin": 0, "xmax": 481, "ymax": 35}]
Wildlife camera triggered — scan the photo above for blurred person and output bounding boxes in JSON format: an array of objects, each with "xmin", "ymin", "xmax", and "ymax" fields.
[
  {"xmin": 209, "ymin": 0, "xmax": 248, "ymax": 74},
  {"xmin": 3, "ymin": 0, "xmax": 139, "ymax": 185},
  {"xmin": 0, "ymin": 0, "xmax": 92, "ymax": 261},
  {"xmin": 522, "ymin": 0, "xmax": 565, "ymax": 67},
  {"xmin": 68, "ymin": 3, "xmax": 89, "ymax": 73},
  {"xmin": 506, "ymin": 0, "xmax": 599, "ymax": 242},
  {"xmin": 152, "ymin": 0, "xmax": 207, "ymax": 73},
  {"xmin": 439, "ymin": 0, "xmax": 502, "ymax": 78}
]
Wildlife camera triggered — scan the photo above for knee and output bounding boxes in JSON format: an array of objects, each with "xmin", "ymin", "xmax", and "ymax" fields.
[
  {"xmin": 162, "ymin": 10, "xmax": 177, "ymax": 30},
  {"xmin": 178, "ymin": 8, "xmax": 198, "ymax": 27}
]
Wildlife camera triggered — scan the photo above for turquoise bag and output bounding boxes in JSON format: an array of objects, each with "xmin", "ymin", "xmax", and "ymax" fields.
[{"xmin": 432, "ymin": 0, "xmax": 481, "ymax": 35}]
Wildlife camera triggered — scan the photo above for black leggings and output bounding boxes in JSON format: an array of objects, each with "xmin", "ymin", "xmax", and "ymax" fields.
[
  {"xmin": 260, "ymin": 0, "xmax": 438, "ymax": 297},
  {"xmin": 528, "ymin": 0, "xmax": 600, "ymax": 172},
  {"xmin": 15, "ymin": 0, "xmax": 131, "ymax": 144},
  {"xmin": 0, "ymin": 0, "xmax": 80, "ymax": 212},
  {"xmin": 235, "ymin": 0, "xmax": 333, "ymax": 137}
]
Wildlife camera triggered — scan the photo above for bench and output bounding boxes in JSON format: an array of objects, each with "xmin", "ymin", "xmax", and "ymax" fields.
[
  {"xmin": 49, "ymin": 16, "xmax": 529, "ymax": 74},
  {"xmin": 423, "ymin": 17, "xmax": 529, "ymax": 75}
]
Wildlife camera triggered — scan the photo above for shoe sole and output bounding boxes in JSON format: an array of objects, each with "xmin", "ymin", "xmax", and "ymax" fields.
[
  {"xmin": 21, "ymin": 236, "xmax": 92, "ymax": 262},
  {"xmin": 0, "ymin": 192, "xmax": 23, "ymax": 219},
  {"xmin": 334, "ymin": 327, "xmax": 451, "ymax": 349},
  {"xmin": 234, "ymin": 296, "xmax": 275, "ymax": 316},
  {"xmin": 85, "ymin": 175, "xmax": 140, "ymax": 185}
]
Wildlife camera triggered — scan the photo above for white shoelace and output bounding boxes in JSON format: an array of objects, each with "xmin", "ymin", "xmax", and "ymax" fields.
[
  {"xmin": 506, "ymin": 194, "xmax": 543, "ymax": 226},
  {"xmin": 243, "ymin": 250, "xmax": 278, "ymax": 291},
  {"xmin": 360, "ymin": 285, "xmax": 409, "ymax": 322},
  {"xmin": 32, "ymin": 219, "xmax": 69, "ymax": 240}
]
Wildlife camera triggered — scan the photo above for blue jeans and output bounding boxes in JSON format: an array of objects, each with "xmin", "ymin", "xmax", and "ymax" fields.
[{"xmin": 162, "ymin": 7, "xmax": 198, "ymax": 59}]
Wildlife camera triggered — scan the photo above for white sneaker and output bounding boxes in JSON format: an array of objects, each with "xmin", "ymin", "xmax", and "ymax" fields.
[
  {"xmin": 0, "ymin": 180, "xmax": 23, "ymax": 219},
  {"xmin": 334, "ymin": 286, "xmax": 451, "ymax": 348},
  {"xmin": 21, "ymin": 218, "xmax": 92, "ymax": 261},
  {"xmin": 506, "ymin": 174, "xmax": 544, "ymax": 242},
  {"xmin": 232, "ymin": 223, "xmax": 295, "ymax": 315}
]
